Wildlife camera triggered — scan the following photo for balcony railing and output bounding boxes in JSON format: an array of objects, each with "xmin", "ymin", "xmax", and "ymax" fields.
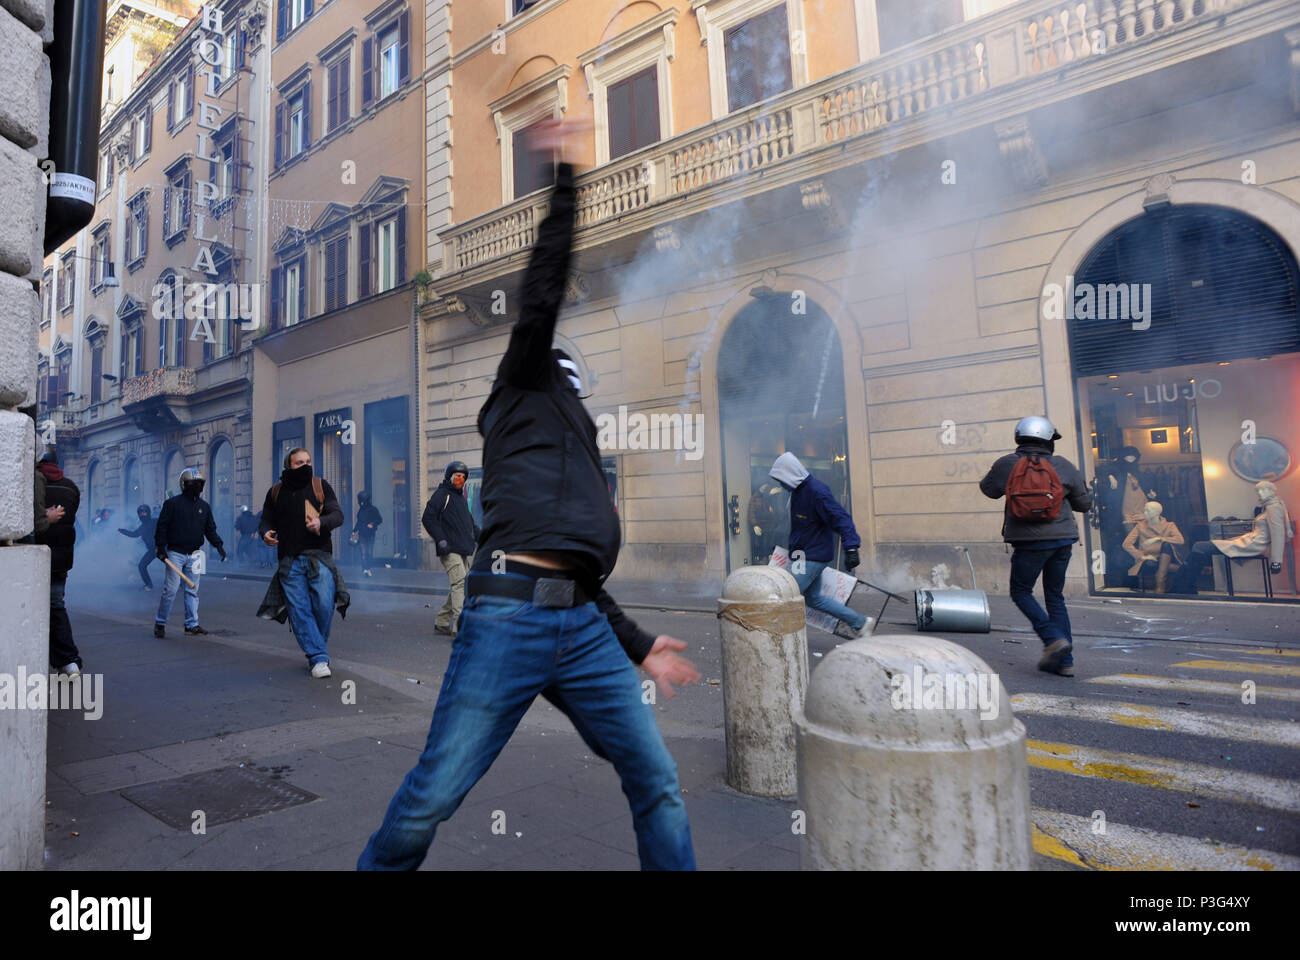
[
  {"xmin": 440, "ymin": 0, "xmax": 1274, "ymax": 276},
  {"xmin": 122, "ymin": 366, "xmax": 196, "ymax": 405}
]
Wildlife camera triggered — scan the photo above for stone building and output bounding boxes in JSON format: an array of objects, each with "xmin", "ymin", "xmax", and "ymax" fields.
[{"xmin": 422, "ymin": 0, "xmax": 1300, "ymax": 603}]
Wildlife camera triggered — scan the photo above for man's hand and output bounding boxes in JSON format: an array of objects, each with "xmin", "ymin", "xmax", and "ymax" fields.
[
  {"xmin": 118, "ymin": 527, "xmax": 130, "ymax": 535},
  {"xmin": 218, "ymin": 548, "xmax": 227, "ymax": 562},
  {"xmin": 306, "ymin": 516, "xmax": 321, "ymax": 534},
  {"xmin": 156, "ymin": 547, "xmax": 168, "ymax": 561},
  {"xmin": 46, "ymin": 505, "xmax": 65, "ymax": 523},
  {"xmin": 640, "ymin": 635, "xmax": 701, "ymax": 700},
  {"xmin": 436, "ymin": 539, "xmax": 448, "ymax": 555},
  {"xmin": 263, "ymin": 530, "xmax": 278, "ymax": 546},
  {"xmin": 1108, "ymin": 475, "xmax": 1118, "ymax": 490},
  {"xmin": 845, "ymin": 548, "xmax": 861, "ymax": 571}
]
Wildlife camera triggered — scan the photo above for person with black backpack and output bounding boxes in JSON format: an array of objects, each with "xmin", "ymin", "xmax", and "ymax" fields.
[{"xmin": 980, "ymin": 416, "xmax": 1093, "ymax": 676}]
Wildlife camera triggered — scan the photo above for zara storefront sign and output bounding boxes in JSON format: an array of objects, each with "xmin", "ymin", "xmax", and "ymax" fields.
[{"xmin": 152, "ymin": 6, "xmax": 260, "ymax": 336}]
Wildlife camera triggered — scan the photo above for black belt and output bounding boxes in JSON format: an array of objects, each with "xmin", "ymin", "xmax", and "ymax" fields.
[{"xmin": 467, "ymin": 569, "xmax": 593, "ymax": 608}]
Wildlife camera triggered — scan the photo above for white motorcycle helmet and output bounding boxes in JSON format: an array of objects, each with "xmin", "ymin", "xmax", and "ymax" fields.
[{"xmin": 1014, "ymin": 416, "xmax": 1061, "ymax": 442}]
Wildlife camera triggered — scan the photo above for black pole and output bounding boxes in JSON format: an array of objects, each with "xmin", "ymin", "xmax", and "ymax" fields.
[{"xmin": 44, "ymin": 0, "xmax": 108, "ymax": 256}]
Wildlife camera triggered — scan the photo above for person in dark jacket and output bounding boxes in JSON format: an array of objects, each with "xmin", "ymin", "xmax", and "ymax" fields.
[
  {"xmin": 421, "ymin": 462, "xmax": 478, "ymax": 636},
  {"xmin": 258, "ymin": 447, "xmax": 347, "ymax": 678},
  {"xmin": 769, "ymin": 452, "xmax": 872, "ymax": 639},
  {"xmin": 980, "ymin": 416, "xmax": 1093, "ymax": 676},
  {"xmin": 153, "ymin": 467, "xmax": 225, "ymax": 638},
  {"xmin": 360, "ymin": 121, "xmax": 700, "ymax": 872},
  {"xmin": 234, "ymin": 505, "xmax": 261, "ymax": 566},
  {"xmin": 119, "ymin": 504, "xmax": 159, "ymax": 589},
  {"xmin": 35, "ymin": 451, "xmax": 83, "ymax": 674},
  {"xmin": 353, "ymin": 491, "xmax": 383, "ymax": 576}
]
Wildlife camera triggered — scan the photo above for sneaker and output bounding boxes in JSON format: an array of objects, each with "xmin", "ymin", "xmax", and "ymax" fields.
[
  {"xmin": 833, "ymin": 617, "xmax": 875, "ymax": 640},
  {"xmin": 310, "ymin": 661, "xmax": 332, "ymax": 679},
  {"xmin": 142, "ymin": 583, "xmax": 153, "ymax": 591},
  {"xmin": 59, "ymin": 662, "xmax": 80, "ymax": 676},
  {"xmin": 434, "ymin": 624, "xmax": 453, "ymax": 636},
  {"xmin": 154, "ymin": 623, "xmax": 165, "ymax": 639},
  {"xmin": 184, "ymin": 625, "xmax": 209, "ymax": 635},
  {"xmin": 1038, "ymin": 638, "xmax": 1073, "ymax": 675},
  {"xmin": 363, "ymin": 569, "xmax": 373, "ymax": 577}
]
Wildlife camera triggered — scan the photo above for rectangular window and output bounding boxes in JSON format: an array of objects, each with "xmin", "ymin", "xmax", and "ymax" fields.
[
  {"xmin": 876, "ymin": 0, "xmax": 964, "ymax": 53},
  {"xmin": 724, "ymin": 4, "xmax": 792, "ymax": 112},
  {"xmin": 174, "ymin": 74, "xmax": 188, "ymax": 126},
  {"xmin": 290, "ymin": 91, "xmax": 305, "ymax": 157},
  {"xmin": 42, "ymin": 270, "xmax": 52, "ymax": 321},
  {"xmin": 90, "ymin": 229, "xmax": 110, "ymax": 290},
  {"xmin": 136, "ymin": 114, "xmax": 148, "ymax": 157},
  {"xmin": 90, "ymin": 344, "xmax": 103, "ymax": 403},
  {"xmin": 291, "ymin": 0, "xmax": 307, "ymax": 31},
  {"xmin": 60, "ymin": 256, "xmax": 75, "ymax": 312},
  {"xmin": 324, "ymin": 233, "xmax": 348, "ymax": 312},
  {"xmin": 607, "ymin": 66, "xmax": 660, "ymax": 160},
  {"xmin": 375, "ymin": 217, "xmax": 403, "ymax": 293},
  {"xmin": 380, "ymin": 26, "xmax": 399, "ymax": 99},
  {"xmin": 512, "ymin": 121, "xmax": 556, "ymax": 199},
  {"xmin": 219, "ymin": 140, "xmax": 235, "ymax": 198},
  {"xmin": 328, "ymin": 55, "xmax": 351, "ymax": 132},
  {"xmin": 285, "ymin": 261, "xmax": 302, "ymax": 325}
]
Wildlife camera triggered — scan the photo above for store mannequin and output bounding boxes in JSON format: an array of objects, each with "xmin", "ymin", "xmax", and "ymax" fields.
[
  {"xmin": 1122, "ymin": 500, "xmax": 1184, "ymax": 593},
  {"xmin": 1172, "ymin": 481, "xmax": 1293, "ymax": 594},
  {"xmin": 1105, "ymin": 446, "xmax": 1159, "ymax": 530}
]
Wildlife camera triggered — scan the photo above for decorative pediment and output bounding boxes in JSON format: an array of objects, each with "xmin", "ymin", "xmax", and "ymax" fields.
[
  {"xmin": 272, "ymin": 226, "xmax": 308, "ymax": 254},
  {"xmin": 358, "ymin": 175, "xmax": 410, "ymax": 209},
  {"xmin": 116, "ymin": 293, "xmax": 146, "ymax": 320},
  {"xmin": 83, "ymin": 316, "xmax": 108, "ymax": 340},
  {"xmin": 311, "ymin": 201, "xmax": 352, "ymax": 234},
  {"xmin": 52, "ymin": 335, "xmax": 71, "ymax": 355}
]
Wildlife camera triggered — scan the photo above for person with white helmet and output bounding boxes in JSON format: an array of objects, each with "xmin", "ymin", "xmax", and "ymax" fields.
[{"xmin": 980, "ymin": 416, "xmax": 1093, "ymax": 676}]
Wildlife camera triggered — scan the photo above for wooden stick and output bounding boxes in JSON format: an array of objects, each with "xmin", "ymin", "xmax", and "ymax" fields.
[{"xmin": 162, "ymin": 555, "xmax": 197, "ymax": 589}]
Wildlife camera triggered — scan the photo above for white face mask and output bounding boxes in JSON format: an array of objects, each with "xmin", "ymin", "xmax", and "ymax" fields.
[
  {"xmin": 556, "ymin": 358, "xmax": 582, "ymax": 394},
  {"xmin": 1123, "ymin": 455, "xmax": 1137, "ymax": 463}
]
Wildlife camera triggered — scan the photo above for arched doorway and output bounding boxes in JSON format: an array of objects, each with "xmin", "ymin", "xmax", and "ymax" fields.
[
  {"xmin": 122, "ymin": 456, "xmax": 142, "ymax": 512},
  {"xmin": 717, "ymin": 294, "xmax": 849, "ymax": 571},
  {"xmin": 1069, "ymin": 204, "xmax": 1300, "ymax": 601},
  {"xmin": 209, "ymin": 438, "xmax": 235, "ymax": 554}
]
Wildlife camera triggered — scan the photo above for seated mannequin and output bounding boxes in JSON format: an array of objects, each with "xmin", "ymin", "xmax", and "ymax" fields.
[
  {"xmin": 1122, "ymin": 500, "xmax": 1183, "ymax": 593},
  {"xmin": 1171, "ymin": 481, "xmax": 1293, "ymax": 594}
]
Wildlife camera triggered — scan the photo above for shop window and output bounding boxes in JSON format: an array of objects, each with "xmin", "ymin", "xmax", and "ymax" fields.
[{"xmin": 1071, "ymin": 206, "xmax": 1300, "ymax": 601}]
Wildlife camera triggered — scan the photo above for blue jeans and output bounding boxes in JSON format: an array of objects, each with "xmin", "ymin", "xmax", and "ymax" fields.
[
  {"xmin": 792, "ymin": 560, "xmax": 866, "ymax": 631},
  {"xmin": 1009, "ymin": 544, "xmax": 1074, "ymax": 665},
  {"xmin": 282, "ymin": 555, "xmax": 336, "ymax": 665},
  {"xmin": 156, "ymin": 549, "xmax": 201, "ymax": 628},
  {"xmin": 358, "ymin": 586, "xmax": 695, "ymax": 870}
]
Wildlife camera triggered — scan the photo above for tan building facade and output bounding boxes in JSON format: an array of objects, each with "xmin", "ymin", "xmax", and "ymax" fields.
[
  {"xmin": 251, "ymin": 0, "xmax": 429, "ymax": 564},
  {"xmin": 39, "ymin": 0, "xmax": 269, "ymax": 551},
  {"xmin": 422, "ymin": 0, "xmax": 1300, "ymax": 602}
]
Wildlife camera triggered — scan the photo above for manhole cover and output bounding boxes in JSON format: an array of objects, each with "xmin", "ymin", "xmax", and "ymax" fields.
[{"xmin": 120, "ymin": 766, "xmax": 318, "ymax": 830}]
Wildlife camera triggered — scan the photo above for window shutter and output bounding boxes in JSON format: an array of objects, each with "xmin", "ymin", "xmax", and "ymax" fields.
[
  {"xmin": 163, "ymin": 186, "xmax": 171, "ymax": 237},
  {"xmin": 362, "ymin": 38, "xmax": 374, "ymax": 107},
  {"xmin": 120, "ymin": 333, "xmax": 128, "ymax": 381},
  {"xmin": 338, "ymin": 235, "xmax": 349, "ymax": 305},
  {"xmin": 185, "ymin": 64, "xmax": 194, "ymax": 116},
  {"xmin": 129, "ymin": 118, "xmax": 138, "ymax": 160},
  {"xmin": 274, "ymin": 102, "xmax": 285, "ymax": 167},
  {"xmin": 297, "ymin": 258, "xmax": 306, "ymax": 320},
  {"xmin": 324, "ymin": 239, "xmax": 336, "ymax": 312},
  {"xmin": 302, "ymin": 81, "xmax": 311, "ymax": 149},
  {"xmin": 305, "ymin": 0, "xmax": 314, "ymax": 17},
  {"xmin": 277, "ymin": 0, "xmax": 286, "ymax": 41},
  {"xmin": 144, "ymin": 105, "xmax": 152, "ymax": 152},
  {"xmin": 175, "ymin": 293, "xmax": 185, "ymax": 363},
  {"xmin": 141, "ymin": 197, "xmax": 148, "ymax": 257},
  {"xmin": 396, "ymin": 207, "xmax": 407, "ymax": 284},
  {"xmin": 135, "ymin": 330, "xmax": 144, "ymax": 375},
  {"xmin": 159, "ymin": 316, "xmax": 166, "ymax": 368},
  {"xmin": 167, "ymin": 82, "xmax": 175, "ymax": 131},
  {"xmin": 327, "ymin": 61, "xmax": 338, "ymax": 131},
  {"xmin": 358, "ymin": 224, "xmax": 371, "ymax": 297},
  {"xmin": 182, "ymin": 173, "xmax": 191, "ymax": 227},
  {"xmin": 339, "ymin": 54, "xmax": 350, "ymax": 123},
  {"xmin": 238, "ymin": 28, "xmax": 247, "ymax": 68},
  {"xmin": 271, "ymin": 266, "xmax": 282, "ymax": 329},
  {"xmin": 399, "ymin": 12, "xmax": 410, "ymax": 85}
]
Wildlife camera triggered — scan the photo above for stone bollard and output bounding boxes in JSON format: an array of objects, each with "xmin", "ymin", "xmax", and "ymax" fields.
[
  {"xmin": 796, "ymin": 635, "xmax": 1031, "ymax": 869},
  {"xmin": 716, "ymin": 565, "xmax": 808, "ymax": 797}
]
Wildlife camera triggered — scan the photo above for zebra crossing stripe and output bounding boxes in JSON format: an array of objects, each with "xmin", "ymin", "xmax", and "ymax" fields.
[
  {"xmin": 1012, "ymin": 693, "xmax": 1300, "ymax": 747},
  {"xmin": 1026, "ymin": 739, "xmax": 1300, "ymax": 814},
  {"xmin": 1173, "ymin": 659, "xmax": 1300, "ymax": 678},
  {"xmin": 1031, "ymin": 808, "xmax": 1300, "ymax": 871},
  {"xmin": 1087, "ymin": 674, "xmax": 1300, "ymax": 702}
]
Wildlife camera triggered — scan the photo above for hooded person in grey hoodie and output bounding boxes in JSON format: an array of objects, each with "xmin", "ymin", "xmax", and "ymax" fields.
[{"xmin": 769, "ymin": 452, "xmax": 872, "ymax": 639}]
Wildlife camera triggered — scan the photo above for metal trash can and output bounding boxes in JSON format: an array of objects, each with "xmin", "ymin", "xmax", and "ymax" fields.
[{"xmin": 914, "ymin": 546, "xmax": 991, "ymax": 633}]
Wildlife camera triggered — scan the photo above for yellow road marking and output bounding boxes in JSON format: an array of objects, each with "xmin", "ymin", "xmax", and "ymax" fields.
[
  {"xmin": 1031, "ymin": 808, "xmax": 1300, "ymax": 871},
  {"xmin": 1174, "ymin": 659, "xmax": 1300, "ymax": 678},
  {"xmin": 1026, "ymin": 739, "xmax": 1300, "ymax": 813},
  {"xmin": 1203, "ymin": 647, "xmax": 1300, "ymax": 659},
  {"xmin": 1088, "ymin": 674, "xmax": 1300, "ymax": 702},
  {"xmin": 1011, "ymin": 694, "xmax": 1300, "ymax": 747}
]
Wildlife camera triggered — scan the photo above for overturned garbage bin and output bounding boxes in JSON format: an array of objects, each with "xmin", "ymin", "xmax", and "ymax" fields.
[
  {"xmin": 795, "ymin": 635, "xmax": 1030, "ymax": 870},
  {"xmin": 717, "ymin": 565, "xmax": 808, "ymax": 797}
]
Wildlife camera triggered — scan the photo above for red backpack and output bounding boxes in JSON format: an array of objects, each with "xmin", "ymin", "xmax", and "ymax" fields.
[{"xmin": 1005, "ymin": 454, "xmax": 1063, "ymax": 522}]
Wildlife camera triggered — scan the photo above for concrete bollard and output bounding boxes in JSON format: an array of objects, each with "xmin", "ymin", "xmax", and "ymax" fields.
[
  {"xmin": 717, "ymin": 565, "xmax": 808, "ymax": 797},
  {"xmin": 796, "ymin": 634, "xmax": 1031, "ymax": 869}
]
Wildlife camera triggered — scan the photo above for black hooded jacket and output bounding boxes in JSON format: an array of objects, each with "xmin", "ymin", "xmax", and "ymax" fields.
[
  {"xmin": 156, "ymin": 490, "xmax": 223, "ymax": 554},
  {"xmin": 35, "ymin": 462, "xmax": 79, "ymax": 577},
  {"xmin": 468, "ymin": 163, "xmax": 656, "ymax": 663},
  {"xmin": 258, "ymin": 466, "xmax": 344, "ymax": 560},
  {"xmin": 422, "ymin": 480, "xmax": 477, "ymax": 556},
  {"xmin": 119, "ymin": 507, "xmax": 157, "ymax": 548}
]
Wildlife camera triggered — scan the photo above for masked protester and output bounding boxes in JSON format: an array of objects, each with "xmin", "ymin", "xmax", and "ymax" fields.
[
  {"xmin": 360, "ymin": 122, "xmax": 701, "ymax": 871},
  {"xmin": 421, "ymin": 462, "xmax": 477, "ymax": 636},
  {"xmin": 153, "ymin": 468, "xmax": 225, "ymax": 638},
  {"xmin": 119, "ymin": 504, "xmax": 159, "ymax": 589},
  {"xmin": 256, "ymin": 448, "xmax": 350, "ymax": 678},
  {"xmin": 35, "ymin": 451, "xmax": 83, "ymax": 675},
  {"xmin": 234, "ymin": 505, "xmax": 261, "ymax": 566},
  {"xmin": 352, "ymin": 491, "xmax": 383, "ymax": 576}
]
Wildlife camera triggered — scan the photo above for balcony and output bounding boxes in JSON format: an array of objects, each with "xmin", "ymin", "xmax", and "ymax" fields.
[
  {"xmin": 437, "ymin": 0, "xmax": 1293, "ymax": 283},
  {"xmin": 121, "ymin": 366, "xmax": 196, "ymax": 432}
]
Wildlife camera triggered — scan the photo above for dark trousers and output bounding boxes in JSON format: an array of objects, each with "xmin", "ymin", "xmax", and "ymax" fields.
[
  {"xmin": 359, "ymin": 537, "xmax": 375, "ymax": 566},
  {"xmin": 50, "ymin": 575, "xmax": 82, "ymax": 669},
  {"xmin": 1009, "ymin": 544, "xmax": 1074, "ymax": 654},
  {"xmin": 137, "ymin": 549, "xmax": 155, "ymax": 588},
  {"xmin": 1172, "ymin": 541, "xmax": 1224, "ymax": 593}
]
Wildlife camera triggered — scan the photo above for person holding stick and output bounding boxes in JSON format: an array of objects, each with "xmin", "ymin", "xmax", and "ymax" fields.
[{"xmin": 153, "ymin": 467, "xmax": 225, "ymax": 638}]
